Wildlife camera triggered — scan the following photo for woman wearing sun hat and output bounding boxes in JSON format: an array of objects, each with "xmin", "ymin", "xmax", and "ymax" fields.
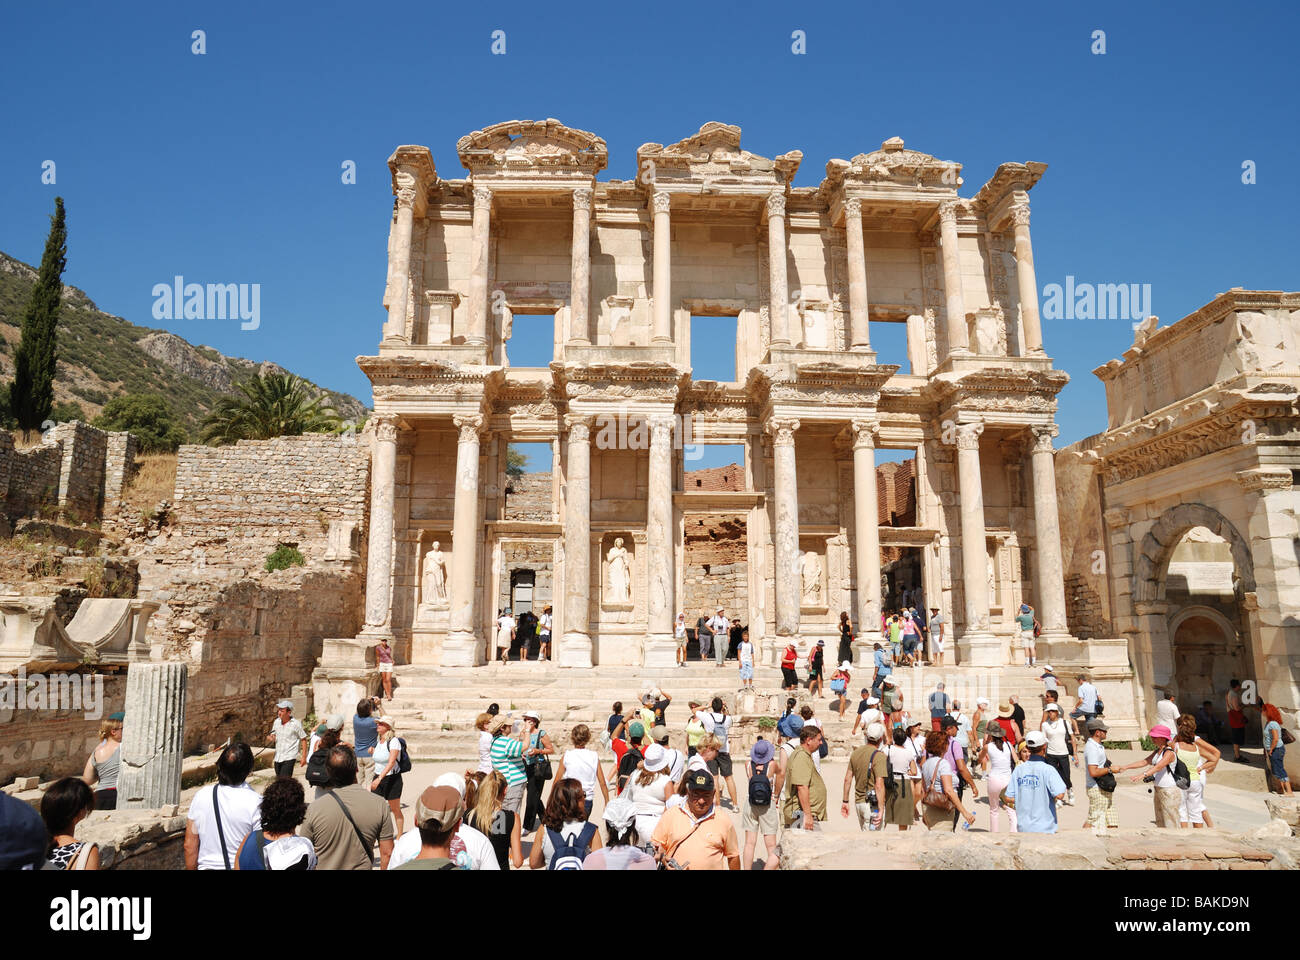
[
  {"xmin": 741, "ymin": 739, "xmax": 781, "ymax": 869},
  {"xmin": 992, "ymin": 702, "xmax": 1021, "ymax": 746},
  {"xmin": 1123, "ymin": 724, "xmax": 1181, "ymax": 827},
  {"xmin": 370, "ymin": 715, "xmax": 405, "ymax": 836}
]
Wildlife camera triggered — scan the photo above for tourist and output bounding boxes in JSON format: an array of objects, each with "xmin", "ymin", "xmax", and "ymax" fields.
[
  {"xmin": 970, "ymin": 698, "xmax": 990, "ymax": 756},
  {"xmin": 308, "ymin": 712, "xmax": 345, "ymax": 762},
  {"xmin": 529, "ymin": 778, "xmax": 602, "ymax": 869},
  {"xmin": 267, "ymin": 699, "xmax": 308, "ymax": 780},
  {"xmin": 843, "ymin": 723, "xmax": 888, "ymax": 831},
  {"xmin": 1226, "ymin": 679, "xmax": 1250, "ymax": 762},
  {"xmin": 1009, "ymin": 696, "xmax": 1027, "ymax": 742},
  {"xmin": 904, "ymin": 718, "xmax": 926, "ymax": 816},
  {"xmin": 539, "ymin": 605, "xmax": 553, "ymax": 661},
  {"xmin": 637, "ymin": 693, "xmax": 657, "ymax": 733},
  {"xmin": 886, "ymin": 726, "xmax": 918, "ymax": 830},
  {"xmin": 1262, "ymin": 703, "xmax": 1292, "ymax": 796},
  {"xmin": 979, "ymin": 725, "xmax": 1017, "ymax": 832},
  {"xmin": 888, "ymin": 614, "xmax": 903, "ymax": 661},
  {"xmin": 233, "ymin": 776, "xmax": 316, "ymax": 870},
  {"xmin": 582, "ymin": 795, "xmax": 656, "ymax": 870},
  {"xmin": 685, "ymin": 701, "xmax": 706, "ymax": 755},
  {"xmin": 775, "ymin": 720, "xmax": 804, "ymax": 797},
  {"xmin": 375, "ymin": 636, "xmax": 394, "ymax": 700},
  {"xmin": 740, "ymin": 739, "xmax": 782, "ymax": 869},
  {"xmin": 941, "ymin": 714, "xmax": 978, "ymax": 823},
  {"xmin": 553, "ymin": 724, "xmax": 609, "ymax": 817},
  {"xmin": 799, "ymin": 708, "xmax": 827, "ymax": 771},
  {"xmin": 675, "ymin": 612, "xmax": 688, "ymax": 667},
  {"xmin": 611, "ymin": 719, "xmax": 647, "ymax": 793},
  {"xmin": 353, "ymin": 697, "xmax": 379, "ymax": 788},
  {"xmin": 921, "ymin": 730, "xmax": 975, "ymax": 831},
  {"xmin": 624, "ymin": 744, "xmax": 675, "ymax": 839},
  {"xmin": 696, "ymin": 610, "xmax": 713, "ymax": 662},
  {"xmin": 463, "ymin": 770, "xmax": 522, "ymax": 869},
  {"xmin": 728, "ymin": 617, "xmax": 744, "ymax": 660},
  {"xmin": 689, "ymin": 734, "xmax": 722, "ymax": 787},
  {"xmin": 701, "ymin": 698, "xmax": 738, "ymax": 809},
  {"xmin": 1171, "ymin": 715, "xmax": 1219, "ymax": 828},
  {"xmin": 1001, "ymin": 731, "xmax": 1067, "ymax": 833},
  {"xmin": 185, "ymin": 742, "xmax": 261, "ymax": 870},
  {"xmin": 951, "ymin": 701, "xmax": 973, "ymax": 759},
  {"xmin": 851, "ymin": 691, "xmax": 884, "ymax": 738},
  {"xmin": 807, "ymin": 639, "xmax": 826, "ymax": 696},
  {"xmin": 1156, "ymin": 688, "xmax": 1181, "ymax": 734},
  {"xmin": 1195, "ymin": 701, "xmax": 1223, "ymax": 744},
  {"xmin": 708, "ymin": 607, "xmax": 730, "ymax": 666},
  {"xmin": 516, "ymin": 609, "xmax": 537, "ymax": 659},
  {"xmin": 496, "ymin": 608, "xmax": 516, "ymax": 663},
  {"xmin": 41, "ymin": 778, "xmax": 99, "ymax": 870},
  {"xmin": 0, "ymin": 791, "xmax": 49, "ymax": 870},
  {"xmin": 882, "ymin": 676, "xmax": 903, "ymax": 726},
  {"xmin": 901, "ymin": 613, "xmax": 921, "ymax": 666},
  {"xmin": 993, "ymin": 701, "xmax": 1021, "ymax": 744},
  {"xmin": 780, "ymin": 641, "xmax": 800, "ymax": 690},
  {"xmin": 370, "ymin": 715, "xmax": 405, "ymax": 835},
  {"xmin": 838, "ymin": 611, "xmax": 854, "ymax": 665},
  {"xmin": 306, "ymin": 715, "xmax": 347, "ymax": 800},
  {"xmin": 606, "ymin": 701, "xmax": 625, "ymax": 746},
  {"xmin": 652, "ymin": 769, "xmax": 740, "ymax": 870},
  {"xmin": 930, "ymin": 608, "xmax": 945, "ymax": 666},
  {"xmin": 1123, "ymin": 724, "xmax": 1182, "ymax": 828},
  {"xmin": 651, "ymin": 725, "xmax": 686, "ymax": 785},
  {"xmin": 1071, "ymin": 673, "xmax": 1099, "ymax": 727},
  {"xmin": 1015, "ymin": 603, "xmax": 1037, "ymax": 666},
  {"xmin": 830, "ymin": 661, "xmax": 852, "ymax": 719},
  {"xmin": 928, "ymin": 682, "xmax": 952, "ymax": 732},
  {"xmin": 81, "ymin": 711, "xmax": 123, "ymax": 810},
  {"xmin": 781, "ymin": 726, "xmax": 827, "ymax": 831},
  {"xmin": 649, "ymin": 687, "xmax": 673, "ymax": 726},
  {"xmin": 393, "ymin": 785, "xmax": 464, "ymax": 870},
  {"xmin": 871, "ymin": 641, "xmax": 892, "ymax": 697},
  {"xmin": 1082, "ymin": 718, "xmax": 1118, "ymax": 829},
  {"xmin": 521, "ymin": 711, "xmax": 555, "ymax": 832},
  {"xmin": 1041, "ymin": 703, "xmax": 1076, "ymax": 805},
  {"xmin": 476, "ymin": 712, "xmax": 495, "ymax": 775},
  {"xmin": 738, "ymin": 629, "xmax": 755, "ymax": 689},
  {"xmin": 300, "ymin": 745, "xmax": 394, "ymax": 869},
  {"xmin": 490, "ymin": 716, "xmax": 529, "ymax": 814}
]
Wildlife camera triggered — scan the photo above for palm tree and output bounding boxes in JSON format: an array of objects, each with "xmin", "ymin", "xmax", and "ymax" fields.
[{"xmin": 200, "ymin": 371, "xmax": 341, "ymax": 444}]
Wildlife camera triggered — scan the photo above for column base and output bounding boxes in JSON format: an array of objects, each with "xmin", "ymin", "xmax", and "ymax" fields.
[
  {"xmin": 956, "ymin": 632, "xmax": 1001, "ymax": 667},
  {"xmin": 442, "ymin": 631, "xmax": 484, "ymax": 667},
  {"xmin": 557, "ymin": 631, "xmax": 593, "ymax": 669},
  {"xmin": 643, "ymin": 633, "xmax": 678, "ymax": 669},
  {"xmin": 852, "ymin": 632, "xmax": 882, "ymax": 669},
  {"xmin": 358, "ymin": 624, "xmax": 393, "ymax": 642}
]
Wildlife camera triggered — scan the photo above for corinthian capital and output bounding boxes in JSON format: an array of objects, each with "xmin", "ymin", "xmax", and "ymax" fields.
[
  {"xmin": 648, "ymin": 416, "xmax": 675, "ymax": 445},
  {"xmin": 372, "ymin": 414, "xmax": 401, "ymax": 444},
  {"xmin": 473, "ymin": 186, "xmax": 493, "ymax": 210},
  {"xmin": 767, "ymin": 417, "xmax": 800, "ymax": 446},
  {"xmin": 843, "ymin": 196, "xmax": 862, "ymax": 219},
  {"xmin": 565, "ymin": 414, "xmax": 593, "ymax": 444},
  {"xmin": 851, "ymin": 419, "xmax": 879, "ymax": 450},
  {"xmin": 1009, "ymin": 202, "xmax": 1031, "ymax": 228},
  {"xmin": 652, "ymin": 191, "xmax": 671, "ymax": 214},
  {"xmin": 453, "ymin": 414, "xmax": 484, "ymax": 443},
  {"xmin": 394, "ymin": 172, "xmax": 419, "ymax": 209},
  {"xmin": 954, "ymin": 421, "xmax": 984, "ymax": 450},
  {"xmin": 572, "ymin": 187, "xmax": 593, "ymax": 212},
  {"xmin": 766, "ymin": 191, "xmax": 786, "ymax": 219},
  {"xmin": 938, "ymin": 201, "xmax": 962, "ymax": 228},
  {"xmin": 1030, "ymin": 424, "xmax": 1059, "ymax": 453}
]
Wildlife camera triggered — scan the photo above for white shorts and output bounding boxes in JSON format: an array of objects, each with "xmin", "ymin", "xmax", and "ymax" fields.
[
  {"xmin": 1021, "ymin": 630, "xmax": 1036, "ymax": 645},
  {"xmin": 378, "ymin": 662, "xmax": 393, "ymax": 674},
  {"xmin": 1179, "ymin": 779, "xmax": 1206, "ymax": 824}
]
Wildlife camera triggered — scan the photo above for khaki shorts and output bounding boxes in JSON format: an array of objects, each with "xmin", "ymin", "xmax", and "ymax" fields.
[
  {"xmin": 741, "ymin": 800, "xmax": 779, "ymax": 836},
  {"xmin": 1086, "ymin": 784, "xmax": 1119, "ymax": 827}
]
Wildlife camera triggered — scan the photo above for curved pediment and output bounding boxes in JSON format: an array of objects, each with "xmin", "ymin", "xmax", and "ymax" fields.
[
  {"xmin": 636, "ymin": 122, "xmax": 802, "ymax": 185},
  {"xmin": 457, "ymin": 119, "xmax": 608, "ymax": 175},
  {"xmin": 824, "ymin": 137, "xmax": 960, "ymax": 189}
]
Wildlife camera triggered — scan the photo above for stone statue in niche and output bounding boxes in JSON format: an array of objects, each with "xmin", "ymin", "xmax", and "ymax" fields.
[
  {"xmin": 800, "ymin": 551, "xmax": 823, "ymax": 606},
  {"xmin": 606, "ymin": 537, "xmax": 631, "ymax": 604},
  {"xmin": 987, "ymin": 553, "xmax": 997, "ymax": 607},
  {"xmin": 422, "ymin": 541, "xmax": 448, "ymax": 606}
]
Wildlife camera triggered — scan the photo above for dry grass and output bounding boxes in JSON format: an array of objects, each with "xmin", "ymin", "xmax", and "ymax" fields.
[{"xmin": 122, "ymin": 453, "xmax": 178, "ymax": 516}]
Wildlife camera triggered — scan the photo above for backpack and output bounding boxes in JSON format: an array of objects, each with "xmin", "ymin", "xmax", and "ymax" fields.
[
  {"xmin": 1032, "ymin": 619, "xmax": 1042, "ymax": 638},
  {"xmin": 396, "ymin": 737, "xmax": 412, "ymax": 774},
  {"xmin": 546, "ymin": 822, "xmax": 597, "ymax": 870},
  {"xmin": 1162, "ymin": 748, "xmax": 1191, "ymax": 790},
  {"xmin": 305, "ymin": 748, "xmax": 331, "ymax": 786},
  {"xmin": 748, "ymin": 761, "xmax": 773, "ymax": 806},
  {"xmin": 868, "ymin": 748, "xmax": 898, "ymax": 797},
  {"xmin": 817, "ymin": 734, "xmax": 829, "ymax": 760},
  {"xmin": 777, "ymin": 713, "xmax": 798, "ymax": 739}
]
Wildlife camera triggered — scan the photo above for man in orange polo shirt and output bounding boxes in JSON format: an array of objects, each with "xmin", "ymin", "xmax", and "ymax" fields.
[{"xmin": 651, "ymin": 770, "xmax": 740, "ymax": 870}]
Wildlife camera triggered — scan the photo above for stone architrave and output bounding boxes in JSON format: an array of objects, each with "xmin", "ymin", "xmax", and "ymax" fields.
[
  {"xmin": 851, "ymin": 420, "xmax": 882, "ymax": 661},
  {"xmin": 570, "ymin": 187, "xmax": 593, "ymax": 344},
  {"xmin": 1029, "ymin": 425, "xmax": 1070, "ymax": 639},
  {"xmin": 559, "ymin": 416, "xmax": 593, "ymax": 667},
  {"xmin": 445, "ymin": 415, "xmax": 485, "ymax": 666},
  {"xmin": 118, "ymin": 661, "xmax": 187, "ymax": 809},
  {"xmin": 767, "ymin": 192, "xmax": 790, "ymax": 347},
  {"xmin": 938, "ymin": 202, "xmax": 970, "ymax": 355},
  {"xmin": 467, "ymin": 186, "xmax": 492, "ymax": 347},
  {"xmin": 1009, "ymin": 203, "xmax": 1044, "ymax": 355},
  {"xmin": 955, "ymin": 421, "xmax": 997, "ymax": 660},
  {"xmin": 843, "ymin": 197, "xmax": 872, "ymax": 350},
  {"xmin": 768, "ymin": 418, "xmax": 801, "ymax": 637},
  {"xmin": 644, "ymin": 416, "xmax": 677, "ymax": 667},
  {"xmin": 651, "ymin": 191, "xmax": 673, "ymax": 343},
  {"xmin": 361, "ymin": 416, "xmax": 400, "ymax": 636}
]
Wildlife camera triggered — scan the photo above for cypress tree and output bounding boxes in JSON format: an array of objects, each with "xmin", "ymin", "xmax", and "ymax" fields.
[{"xmin": 11, "ymin": 196, "xmax": 67, "ymax": 440}]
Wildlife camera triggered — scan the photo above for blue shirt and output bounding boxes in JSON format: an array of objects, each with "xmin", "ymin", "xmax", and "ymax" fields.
[
  {"xmin": 353, "ymin": 716, "xmax": 378, "ymax": 759},
  {"xmin": 873, "ymin": 649, "xmax": 892, "ymax": 675},
  {"xmin": 1005, "ymin": 755, "xmax": 1066, "ymax": 833}
]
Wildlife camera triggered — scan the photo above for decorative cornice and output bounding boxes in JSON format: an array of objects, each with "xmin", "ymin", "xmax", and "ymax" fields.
[{"xmin": 1236, "ymin": 468, "xmax": 1292, "ymax": 492}]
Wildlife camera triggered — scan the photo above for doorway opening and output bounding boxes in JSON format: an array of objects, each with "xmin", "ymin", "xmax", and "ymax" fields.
[{"xmin": 690, "ymin": 315, "xmax": 739, "ymax": 383}]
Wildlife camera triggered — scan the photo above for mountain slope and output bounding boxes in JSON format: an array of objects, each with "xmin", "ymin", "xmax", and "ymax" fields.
[{"xmin": 0, "ymin": 251, "xmax": 368, "ymax": 432}]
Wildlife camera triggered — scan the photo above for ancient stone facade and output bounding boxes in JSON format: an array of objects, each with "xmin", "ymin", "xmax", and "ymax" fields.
[
  {"xmin": 339, "ymin": 119, "xmax": 1080, "ymax": 676},
  {"xmin": 0, "ymin": 422, "xmax": 135, "ymax": 522}
]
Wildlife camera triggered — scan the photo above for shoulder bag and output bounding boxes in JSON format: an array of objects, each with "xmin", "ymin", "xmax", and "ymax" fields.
[
  {"xmin": 328, "ymin": 790, "xmax": 375, "ymax": 861},
  {"xmin": 922, "ymin": 759, "xmax": 954, "ymax": 812}
]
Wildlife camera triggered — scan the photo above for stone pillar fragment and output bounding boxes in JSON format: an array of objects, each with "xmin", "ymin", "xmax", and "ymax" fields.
[
  {"xmin": 560, "ymin": 416, "xmax": 593, "ymax": 667},
  {"xmin": 118, "ymin": 661, "xmax": 187, "ymax": 809},
  {"xmin": 362, "ymin": 416, "xmax": 399, "ymax": 636},
  {"xmin": 1010, "ymin": 203, "xmax": 1044, "ymax": 355},
  {"xmin": 767, "ymin": 192, "xmax": 790, "ymax": 347},
  {"xmin": 467, "ymin": 186, "xmax": 491, "ymax": 348},
  {"xmin": 955, "ymin": 422, "xmax": 996, "ymax": 660},
  {"xmin": 769, "ymin": 418, "xmax": 801, "ymax": 637},
  {"xmin": 938, "ymin": 202, "xmax": 970, "ymax": 356},
  {"xmin": 644, "ymin": 417, "xmax": 676, "ymax": 667},
  {"xmin": 651, "ymin": 191, "xmax": 672, "ymax": 344},
  {"xmin": 445, "ymin": 414, "xmax": 484, "ymax": 666},
  {"xmin": 851, "ymin": 420, "xmax": 882, "ymax": 662},
  {"xmin": 844, "ymin": 198, "xmax": 872, "ymax": 351},
  {"xmin": 569, "ymin": 187, "xmax": 593, "ymax": 345},
  {"xmin": 383, "ymin": 179, "xmax": 417, "ymax": 344},
  {"xmin": 1029, "ymin": 425, "xmax": 1069, "ymax": 637}
]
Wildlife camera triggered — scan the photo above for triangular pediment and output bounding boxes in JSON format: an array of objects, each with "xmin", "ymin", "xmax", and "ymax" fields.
[{"xmin": 457, "ymin": 119, "xmax": 608, "ymax": 175}]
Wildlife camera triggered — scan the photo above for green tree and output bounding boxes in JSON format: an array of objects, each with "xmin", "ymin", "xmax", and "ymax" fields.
[
  {"xmin": 10, "ymin": 197, "xmax": 67, "ymax": 440},
  {"xmin": 50, "ymin": 400, "xmax": 87, "ymax": 423},
  {"xmin": 94, "ymin": 394, "xmax": 189, "ymax": 452},
  {"xmin": 505, "ymin": 446, "xmax": 528, "ymax": 479},
  {"xmin": 200, "ymin": 371, "xmax": 340, "ymax": 444}
]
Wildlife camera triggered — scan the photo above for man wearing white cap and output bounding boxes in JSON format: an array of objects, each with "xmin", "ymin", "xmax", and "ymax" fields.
[
  {"xmin": 707, "ymin": 607, "xmax": 729, "ymax": 667},
  {"xmin": 1002, "ymin": 730, "xmax": 1067, "ymax": 833},
  {"xmin": 851, "ymin": 689, "xmax": 884, "ymax": 738},
  {"xmin": 267, "ymin": 699, "xmax": 308, "ymax": 779},
  {"xmin": 389, "ymin": 773, "xmax": 499, "ymax": 870},
  {"xmin": 843, "ymin": 722, "xmax": 890, "ymax": 830}
]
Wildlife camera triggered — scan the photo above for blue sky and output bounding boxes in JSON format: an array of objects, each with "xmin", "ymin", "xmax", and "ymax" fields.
[{"xmin": 2, "ymin": 1, "xmax": 1296, "ymax": 475}]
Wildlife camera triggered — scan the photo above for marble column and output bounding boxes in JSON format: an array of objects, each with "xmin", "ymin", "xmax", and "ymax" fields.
[
  {"xmin": 383, "ymin": 177, "xmax": 417, "ymax": 344},
  {"xmin": 467, "ymin": 186, "xmax": 491, "ymax": 347},
  {"xmin": 644, "ymin": 416, "xmax": 677, "ymax": 667},
  {"xmin": 1010, "ymin": 203, "xmax": 1044, "ymax": 355},
  {"xmin": 118, "ymin": 661, "xmax": 187, "ymax": 809},
  {"xmin": 851, "ymin": 420, "xmax": 882, "ymax": 662},
  {"xmin": 560, "ymin": 415, "xmax": 593, "ymax": 667},
  {"xmin": 445, "ymin": 414, "xmax": 484, "ymax": 666},
  {"xmin": 844, "ymin": 197, "xmax": 872, "ymax": 351},
  {"xmin": 569, "ymin": 187, "xmax": 593, "ymax": 345},
  {"xmin": 1029, "ymin": 425, "xmax": 1069, "ymax": 638},
  {"xmin": 938, "ymin": 201, "xmax": 970, "ymax": 356},
  {"xmin": 767, "ymin": 191, "xmax": 790, "ymax": 347},
  {"xmin": 651, "ymin": 191, "xmax": 673, "ymax": 344},
  {"xmin": 769, "ymin": 418, "xmax": 801, "ymax": 637},
  {"xmin": 955, "ymin": 422, "xmax": 996, "ymax": 658},
  {"xmin": 362, "ymin": 415, "xmax": 399, "ymax": 636}
]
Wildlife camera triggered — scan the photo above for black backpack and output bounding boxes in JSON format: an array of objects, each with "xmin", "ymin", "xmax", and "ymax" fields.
[
  {"xmin": 396, "ymin": 737, "xmax": 412, "ymax": 774},
  {"xmin": 869, "ymin": 748, "xmax": 899, "ymax": 796},
  {"xmin": 748, "ymin": 761, "xmax": 773, "ymax": 806},
  {"xmin": 305, "ymin": 748, "xmax": 331, "ymax": 786}
]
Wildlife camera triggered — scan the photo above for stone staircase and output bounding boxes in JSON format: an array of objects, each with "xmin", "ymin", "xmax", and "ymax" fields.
[{"xmin": 374, "ymin": 660, "xmax": 1118, "ymax": 763}]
